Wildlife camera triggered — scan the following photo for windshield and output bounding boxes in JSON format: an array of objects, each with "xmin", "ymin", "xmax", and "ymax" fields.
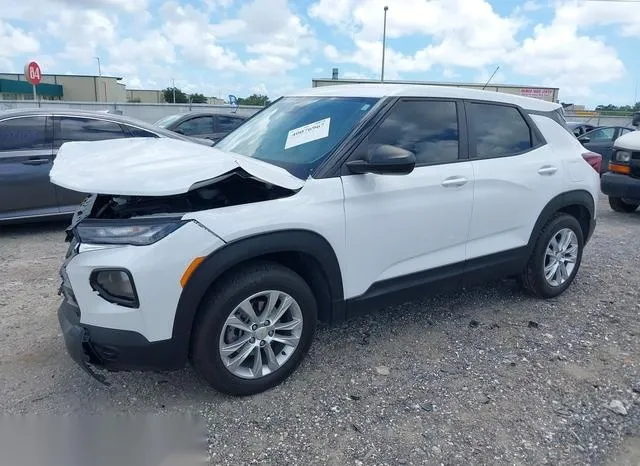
[
  {"xmin": 214, "ymin": 96, "xmax": 380, "ymax": 179},
  {"xmin": 155, "ymin": 114, "xmax": 183, "ymax": 128}
]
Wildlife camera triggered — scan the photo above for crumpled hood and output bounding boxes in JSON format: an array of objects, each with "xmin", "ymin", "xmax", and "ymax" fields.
[
  {"xmin": 614, "ymin": 129, "xmax": 640, "ymax": 151},
  {"xmin": 49, "ymin": 137, "xmax": 305, "ymax": 196}
]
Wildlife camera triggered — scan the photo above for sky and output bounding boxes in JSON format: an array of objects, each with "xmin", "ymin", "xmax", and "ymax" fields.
[{"xmin": 1, "ymin": 0, "xmax": 640, "ymax": 107}]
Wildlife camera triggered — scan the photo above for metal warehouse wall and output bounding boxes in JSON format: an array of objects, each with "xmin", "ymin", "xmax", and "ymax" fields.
[{"xmin": 0, "ymin": 100, "xmax": 262, "ymax": 123}]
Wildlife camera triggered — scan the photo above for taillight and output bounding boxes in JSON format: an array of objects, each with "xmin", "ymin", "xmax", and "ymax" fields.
[{"xmin": 582, "ymin": 151, "xmax": 602, "ymax": 174}]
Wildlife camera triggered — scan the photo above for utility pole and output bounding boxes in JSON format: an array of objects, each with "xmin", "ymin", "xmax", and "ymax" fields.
[
  {"xmin": 172, "ymin": 78, "xmax": 176, "ymax": 104},
  {"xmin": 381, "ymin": 6, "xmax": 388, "ymax": 82},
  {"xmin": 95, "ymin": 56, "xmax": 102, "ymax": 102}
]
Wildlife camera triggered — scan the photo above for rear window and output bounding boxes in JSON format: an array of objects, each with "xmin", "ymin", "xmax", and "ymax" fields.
[{"xmin": 467, "ymin": 103, "xmax": 532, "ymax": 157}]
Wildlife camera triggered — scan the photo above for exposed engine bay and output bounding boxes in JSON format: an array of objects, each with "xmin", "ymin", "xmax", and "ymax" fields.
[{"xmin": 87, "ymin": 170, "xmax": 297, "ymax": 220}]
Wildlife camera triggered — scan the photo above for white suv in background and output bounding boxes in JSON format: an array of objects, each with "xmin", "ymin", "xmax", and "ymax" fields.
[{"xmin": 52, "ymin": 84, "xmax": 599, "ymax": 396}]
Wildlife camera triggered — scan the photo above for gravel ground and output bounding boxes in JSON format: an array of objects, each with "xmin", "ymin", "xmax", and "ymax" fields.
[{"xmin": 0, "ymin": 195, "xmax": 638, "ymax": 465}]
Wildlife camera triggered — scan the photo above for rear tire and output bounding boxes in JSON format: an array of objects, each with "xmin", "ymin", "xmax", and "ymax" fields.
[
  {"xmin": 190, "ymin": 262, "xmax": 317, "ymax": 396},
  {"xmin": 608, "ymin": 196, "xmax": 639, "ymax": 213},
  {"xmin": 518, "ymin": 213, "xmax": 584, "ymax": 299}
]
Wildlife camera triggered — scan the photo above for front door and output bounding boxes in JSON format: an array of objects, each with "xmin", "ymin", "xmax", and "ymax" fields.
[
  {"xmin": 0, "ymin": 115, "xmax": 58, "ymax": 219},
  {"xmin": 340, "ymin": 98, "xmax": 474, "ymax": 299}
]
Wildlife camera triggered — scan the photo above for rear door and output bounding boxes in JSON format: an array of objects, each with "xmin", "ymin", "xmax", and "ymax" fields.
[
  {"xmin": 52, "ymin": 116, "xmax": 129, "ymax": 210},
  {"xmin": 0, "ymin": 115, "xmax": 58, "ymax": 219},
  {"xmin": 466, "ymin": 101, "xmax": 567, "ymax": 270}
]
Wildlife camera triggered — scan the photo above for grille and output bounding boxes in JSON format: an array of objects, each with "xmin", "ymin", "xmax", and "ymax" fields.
[{"xmin": 60, "ymin": 234, "xmax": 80, "ymax": 316}]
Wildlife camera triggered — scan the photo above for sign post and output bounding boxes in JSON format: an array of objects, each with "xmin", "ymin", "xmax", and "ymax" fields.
[{"xmin": 24, "ymin": 61, "xmax": 42, "ymax": 104}]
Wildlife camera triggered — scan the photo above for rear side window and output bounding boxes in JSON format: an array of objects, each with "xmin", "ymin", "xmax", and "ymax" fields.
[
  {"xmin": 56, "ymin": 117, "xmax": 126, "ymax": 147},
  {"xmin": 467, "ymin": 103, "xmax": 532, "ymax": 157},
  {"xmin": 0, "ymin": 116, "xmax": 51, "ymax": 151},
  {"xmin": 217, "ymin": 116, "xmax": 244, "ymax": 132},
  {"xmin": 175, "ymin": 116, "xmax": 214, "ymax": 136},
  {"xmin": 125, "ymin": 126, "xmax": 160, "ymax": 138},
  {"xmin": 585, "ymin": 127, "xmax": 615, "ymax": 141},
  {"xmin": 365, "ymin": 100, "xmax": 459, "ymax": 165}
]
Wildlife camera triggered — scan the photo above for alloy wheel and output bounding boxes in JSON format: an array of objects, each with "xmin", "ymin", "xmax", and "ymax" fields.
[
  {"xmin": 218, "ymin": 290, "xmax": 303, "ymax": 379},
  {"xmin": 543, "ymin": 228, "xmax": 579, "ymax": 287}
]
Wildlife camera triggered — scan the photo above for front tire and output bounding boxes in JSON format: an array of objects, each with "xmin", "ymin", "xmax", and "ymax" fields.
[
  {"xmin": 518, "ymin": 214, "xmax": 584, "ymax": 299},
  {"xmin": 191, "ymin": 262, "xmax": 317, "ymax": 396},
  {"xmin": 608, "ymin": 196, "xmax": 639, "ymax": 213}
]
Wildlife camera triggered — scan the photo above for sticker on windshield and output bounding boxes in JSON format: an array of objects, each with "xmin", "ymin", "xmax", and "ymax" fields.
[{"xmin": 285, "ymin": 118, "xmax": 331, "ymax": 150}]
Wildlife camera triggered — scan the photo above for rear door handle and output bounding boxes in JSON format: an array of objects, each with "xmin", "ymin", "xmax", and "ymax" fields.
[
  {"xmin": 441, "ymin": 176, "xmax": 469, "ymax": 188},
  {"xmin": 538, "ymin": 165, "xmax": 558, "ymax": 176},
  {"xmin": 22, "ymin": 158, "xmax": 50, "ymax": 166}
]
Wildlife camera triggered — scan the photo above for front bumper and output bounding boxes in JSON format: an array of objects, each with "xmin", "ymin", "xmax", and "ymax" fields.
[
  {"xmin": 58, "ymin": 299, "xmax": 186, "ymax": 383},
  {"xmin": 601, "ymin": 172, "xmax": 640, "ymax": 203}
]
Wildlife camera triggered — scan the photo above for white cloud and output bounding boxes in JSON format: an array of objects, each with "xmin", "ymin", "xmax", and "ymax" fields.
[
  {"xmin": 506, "ymin": 3, "xmax": 626, "ymax": 99},
  {"xmin": 0, "ymin": 0, "xmax": 146, "ymax": 20},
  {"xmin": 0, "ymin": 21, "xmax": 39, "ymax": 58},
  {"xmin": 315, "ymin": 0, "xmax": 522, "ymax": 76},
  {"xmin": 557, "ymin": 0, "xmax": 640, "ymax": 37},
  {"xmin": 251, "ymin": 83, "xmax": 269, "ymax": 95}
]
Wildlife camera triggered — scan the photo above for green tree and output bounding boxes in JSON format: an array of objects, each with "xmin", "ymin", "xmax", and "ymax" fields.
[
  {"xmin": 595, "ymin": 102, "xmax": 640, "ymax": 112},
  {"xmin": 189, "ymin": 93, "xmax": 208, "ymax": 103},
  {"xmin": 237, "ymin": 94, "xmax": 271, "ymax": 106},
  {"xmin": 162, "ymin": 87, "xmax": 188, "ymax": 103}
]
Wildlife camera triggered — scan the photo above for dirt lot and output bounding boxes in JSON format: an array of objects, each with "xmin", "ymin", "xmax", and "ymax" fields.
[{"xmin": 0, "ymin": 195, "xmax": 638, "ymax": 465}]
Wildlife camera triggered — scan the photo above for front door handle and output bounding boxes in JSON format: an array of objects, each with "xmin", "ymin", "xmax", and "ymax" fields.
[
  {"xmin": 538, "ymin": 165, "xmax": 558, "ymax": 176},
  {"xmin": 22, "ymin": 158, "xmax": 50, "ymax": 166},
  {"xmin": 441, "ymin": 176, "xmax": 469, "ymax": 188}
]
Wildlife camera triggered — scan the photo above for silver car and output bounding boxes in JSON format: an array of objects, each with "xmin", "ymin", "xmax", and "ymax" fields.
[{"xmin": 0, "ymin": 108, "xmax": 212, "ymax": 223}]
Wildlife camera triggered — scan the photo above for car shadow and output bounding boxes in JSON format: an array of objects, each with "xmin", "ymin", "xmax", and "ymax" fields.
[{"xmin": 0, "ymin": 219, "xmax": 69, "ymax": 237}]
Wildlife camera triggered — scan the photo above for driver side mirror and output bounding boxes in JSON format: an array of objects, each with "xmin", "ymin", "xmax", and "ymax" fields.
[
  {"xmin": 346, "ymin": 144, "xmax": 416, "ymax": 175},
  {"xmin": 174, "ymin": 128, "xmax": 185, "ymax": 135}
]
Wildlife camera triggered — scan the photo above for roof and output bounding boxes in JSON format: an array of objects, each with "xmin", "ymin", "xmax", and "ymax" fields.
[
  {"xmin": 292, "ymin": 83, "xmax": 561, "ymax": 112},
  {"xmin": 0, "ymin": 108, "xmax": 178, "ymax": 137},
  {"xmin": 312, "ymin": 77, "xmax": 559, "ymax": 91}
]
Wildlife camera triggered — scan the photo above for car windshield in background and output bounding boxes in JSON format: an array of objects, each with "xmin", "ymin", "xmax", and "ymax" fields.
[
  {"xmin": 214, "ymin": 96, "xmax": 380, "ymax": 179},
  {"xmin": 155, "ymin": 114, "xmax": 183, "ymax": 128}
]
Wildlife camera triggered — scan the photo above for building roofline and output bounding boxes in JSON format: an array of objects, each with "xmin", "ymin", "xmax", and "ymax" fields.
[
  {"xmin": 1, "ymin": 72, "xmax": 124, "ymax": 80},
  {"xmin": 311, "ymin": 77, "xmax": 559, "ymax": 91}
]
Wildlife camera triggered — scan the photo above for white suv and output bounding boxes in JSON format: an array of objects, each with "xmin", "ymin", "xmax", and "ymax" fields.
[{"xmin": 52, "ymin": 84, "xmax": 599, "ymax": 395}]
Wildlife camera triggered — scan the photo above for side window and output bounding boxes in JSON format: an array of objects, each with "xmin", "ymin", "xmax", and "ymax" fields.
[
  {"xmin": 217, "ymin": 116, "xmax": 244, "ymax": 132},
  {"xmin": 468, "ymin": 103, "xmax": 532, "ymax": 157},
  {"xmin": 0, "ymin": 116, "xmax": 51, "ymax": 151},
  {"xmin": 125, "ymin": 126, "xmax": 160, "ymax": 138},
  {"xmin": 364, "ymin": 100, "xmax": 459, "ymax": 165},
  {"xmin": 619, "ymin": 128, "xmax": 632, "ymax": 136},
  {"xmin": 586, "ymin": 127, "xmax": 615, "ymax": 141},
  {"xmin": 175, "ymin": 116, "xmax": 214, "ymax": 136},
  {"xmin": 56, "ymin": 117, "xmax": 126, "ymax": 147}
]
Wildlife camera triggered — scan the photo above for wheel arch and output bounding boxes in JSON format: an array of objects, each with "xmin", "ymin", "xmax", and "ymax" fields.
[
  {"xmin": 170, "ymin": 229, "xmax": 345, "ymax": 362},
  {"xmin": 528, "ymin": 190, "xmax": 596, "ymax": 250}
]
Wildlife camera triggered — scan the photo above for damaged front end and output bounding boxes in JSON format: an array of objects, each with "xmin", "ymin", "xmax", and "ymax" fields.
[{"xmin": 88, "ymin": 169, "xmax": 296, "ymax": 221}]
